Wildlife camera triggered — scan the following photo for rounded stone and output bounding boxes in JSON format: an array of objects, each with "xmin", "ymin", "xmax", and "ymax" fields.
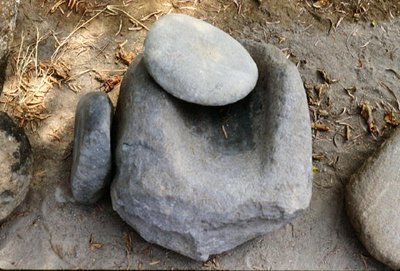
[
  {"xmin": 143, "ymin": 13, "xmax": 258, "ymax": 106},
  {"xmin": 111, "ymin": 40, "xmax": 312, "ymax": 261},
  {"xmin": 0, "ymin": 112, "xmax": 33, "ymax": 222},
  {"xmin": 70, "ymin": 92, "xmax": 113, "ymax": 204},
  {"xmin": 346, "ymin": 128, "xmax": 400, "ymax": 270}
]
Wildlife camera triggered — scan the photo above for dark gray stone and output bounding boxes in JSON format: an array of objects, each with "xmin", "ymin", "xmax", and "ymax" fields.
[
  {"xmin": 111, "ymin": 41, "xmax": 312, "ymax": 261},
  {"xmin": 143, "ymin": 13, "xmax": 258, "ymax": 106},
  {"xmin": 71, "ymin": 92, "xmax": 113, "ymax": 204},
  {"xmin": 346, "ymin": 129, "xmax": 400, "ymax": 270},
  {"xmin": 0, "ymin": 112, "xmax": 33, "ymax": 221},
  {"xmin": 0, "ymin": 0, "xmax": 20, "ymax": 93}
]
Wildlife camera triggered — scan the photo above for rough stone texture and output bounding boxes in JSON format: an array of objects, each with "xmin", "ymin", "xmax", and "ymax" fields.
[
  {"xmin": 346, "ymin": 128, "xmax": 400, "ymax": 270},
  {"xmin": 143, "ymin": 13, "xmax": 258, "ymax": 106},
  {"xmin": 111, "ymin": 40, "xmax": 312, "ymax": 261},
  {"xmin": 70, "ymin": 92, "xmax": 113, "ymax": 204},
  {"xmin": 0, "ymin": 0, "xmax": 20, "ymax": 93},
  {"xmin": 0, "ymin": 112, "xmax": 33, "ymax": 221}
]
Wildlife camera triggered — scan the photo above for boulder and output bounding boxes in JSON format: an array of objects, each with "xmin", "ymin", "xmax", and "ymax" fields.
[
  {"xmin": 70, "ymin": 92, "xmax": 113, "ymax": 204},
  {"xmin": 0, "ymin": 0, "xmax": 20, "ymax": 92},
  {"xmin": 346, "ymin": 128, "xmax": 400, "ymax": 270},
  {"xmin": 143, "ymin": 13, "xmax": 258, "ymax": 106},
  {"xmin": 111, "ymin": 41, "xmax": 312, "ymax": 261},
  {"xmin": 0, "ymin": 112, "xmax": 33, "ymax": 221}
]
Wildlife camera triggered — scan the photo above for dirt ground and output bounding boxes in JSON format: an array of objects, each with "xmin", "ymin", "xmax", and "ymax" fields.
[{"xmin": 0, "ymin": 0, "xmax": 399, "ymax": 269}]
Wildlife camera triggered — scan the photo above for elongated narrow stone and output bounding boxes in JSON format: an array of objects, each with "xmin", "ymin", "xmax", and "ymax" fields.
[{"xmin": 71, "ymin": 92, "xmax": 113, "ymax": 204}]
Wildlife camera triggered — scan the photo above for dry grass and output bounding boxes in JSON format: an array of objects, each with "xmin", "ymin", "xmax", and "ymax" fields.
[
  {"xmin": 306, "ymin": 0, "xmax": 400, "ymax": 22},
  {"xmin": 0, "ymin": 6, "xmax": 111, "ymax": 130},
  {"xmin": 0, "ymin": 4, "xmax": 146, "ymax": 130},
  {"xmin": 0, "ymin": 29, "xmax": 59, "ymax": 130},
  {"xmin": 46, "ymin": 0, "xmax": 108, "ymax": 15}
]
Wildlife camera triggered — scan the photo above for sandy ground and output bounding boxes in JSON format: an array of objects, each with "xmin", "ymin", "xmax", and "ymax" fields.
[{"xmin": 0, "ymin": 0, "xmax": 399, "ymax": 269}]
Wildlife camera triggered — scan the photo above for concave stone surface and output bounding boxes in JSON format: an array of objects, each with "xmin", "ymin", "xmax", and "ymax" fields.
[
  {"xmin": 346, "ymin": 128, "xmax": 400, "ymax": 270},
  {"xmin": 0, "ymin": 0, "xmax": 20, "ymax": 92},
  {"xmin": 111, "ymin": 41, "xmax": 312, "ymax": 261},
  {"xmin": 0, "ymin": 112, "xmax": 33, "ymax": 221},
  {"xmin": 143, "ymin": 13, "xmax": 258, "ymax": 106},
  {"xmin": 70, "ymin": 92, "xmax": 113, "ymax": 204}
]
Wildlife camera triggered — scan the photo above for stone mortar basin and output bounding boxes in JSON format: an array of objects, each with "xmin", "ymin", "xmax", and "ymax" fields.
[{"xmin": 111, "ymin": 40, "xmax": 312, "ymax": 261}]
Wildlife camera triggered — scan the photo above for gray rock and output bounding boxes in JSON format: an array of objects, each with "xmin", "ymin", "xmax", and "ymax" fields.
[
  {"xmin": 346, "ymin": 129, "xmax": 400, "ymax": 270},
  {"xmin": 143, "ymin": 13, "xmax": 258, "ymax": 106},
  {"xmin": 0, "ymin": 112, "xmax": 33, "ymax": 221},
  {"xmin": 0, "ymin": 0, "xmax": 20, "ymax": 93},
  {"xmin": 111, "ymin": 41, "xmax": 312, "ymax": 261},
  {"xmin": 71, "ymin": 92, "xmax": 113, "ymax": 204}
]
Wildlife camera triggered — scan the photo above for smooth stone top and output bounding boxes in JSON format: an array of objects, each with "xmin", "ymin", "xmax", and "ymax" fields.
[
  {"xmin": 143, "ymin": 13, "xmax": 258, "ymax": 106},
  {"xmin": 346, "ymin": 128, "xmax": 400, "ymax": 270}
]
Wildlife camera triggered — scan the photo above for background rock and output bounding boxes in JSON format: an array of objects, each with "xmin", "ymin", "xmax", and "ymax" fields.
[
  {"xmin": 70, "ymin": 92, "xmax": 113, "ymax": 204},
  {"xmin": 346, "ymin": 128, "xmax": 400, "ymax": 270},
  {"xmin": 0, "ymin": 0, "xmax": 20, "ymax": 93},
  {"xmin": 111, "ymin": 40, "xmax": 312, "ymax": 261},
  {"xmin": 143, "ymin": 13, "xmax": 258, "ymax": 106},
  {"xmin": 0, "ymin": 112, "xmax": 33, "ymax": 221}
]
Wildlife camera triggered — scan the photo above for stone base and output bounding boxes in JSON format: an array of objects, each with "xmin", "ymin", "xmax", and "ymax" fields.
[{"xmin": 111, "ymin": 41, "xmax": 312, "ymax": 261}]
